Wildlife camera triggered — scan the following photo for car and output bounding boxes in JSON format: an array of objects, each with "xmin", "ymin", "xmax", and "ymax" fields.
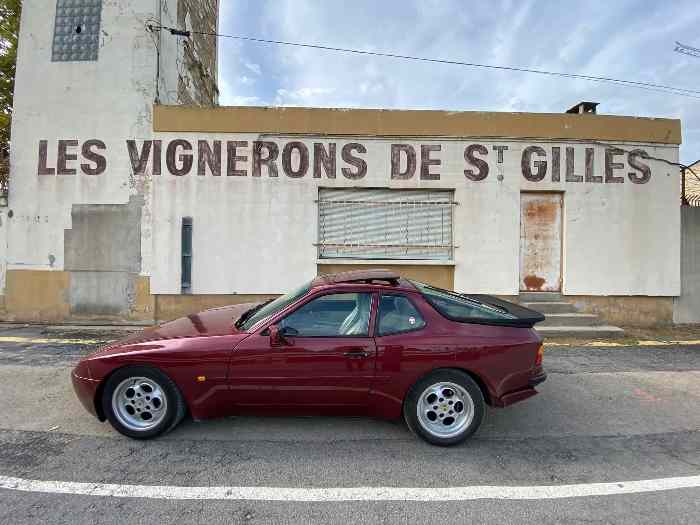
[{"xmin": 72, "ymin": 269, "xmax": 546, "ymax": 446}]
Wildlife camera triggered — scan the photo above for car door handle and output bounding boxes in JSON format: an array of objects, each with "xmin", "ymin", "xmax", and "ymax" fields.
[{"xmin": 344, "ymin": 349, "xmax": 371, "ymax": 359}]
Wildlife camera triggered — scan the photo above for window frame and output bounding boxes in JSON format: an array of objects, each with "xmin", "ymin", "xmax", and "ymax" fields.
[
  {"xmin": 374, "ymin": 293, "xmax": 428, "ymax": 337},
  {"xmin": 267, "ymin": 289, "xmax": 378, "ymax": 339}
]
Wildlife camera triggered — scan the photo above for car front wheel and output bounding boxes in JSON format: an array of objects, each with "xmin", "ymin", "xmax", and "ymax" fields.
[
  {"xmin": 404, "ymin": 369, "xmax": 485, "ymax": 446},
  {"xmin": 102, "ymin": 366, "xmax": 186, "ymax": 439}
]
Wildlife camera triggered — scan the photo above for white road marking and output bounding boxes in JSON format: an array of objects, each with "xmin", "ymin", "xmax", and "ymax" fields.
[
  {"xmin": 0, "ymin": 336, "xmax": 106, "ymax": 345},
  {"xmin": 1, "ymin": 474, "xmax": 699, "ymax": 501}
]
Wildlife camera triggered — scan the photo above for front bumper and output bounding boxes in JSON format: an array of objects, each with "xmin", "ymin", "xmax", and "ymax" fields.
[{"xmin": 71, "ymin": 370, "xmax": 101, "ymax": 419}]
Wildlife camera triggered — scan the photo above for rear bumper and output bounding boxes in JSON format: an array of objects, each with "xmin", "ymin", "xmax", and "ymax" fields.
[
  {"xmin": 71, "ymin": 370, "xmax": 101, "ymax": 419},
  {"xmin": 494, "ymin": 368, "xmax": 547, "ymax": 408},
  {"xmin": 528, "ymin": 369, "xmax": 547, "ymax": 387}
]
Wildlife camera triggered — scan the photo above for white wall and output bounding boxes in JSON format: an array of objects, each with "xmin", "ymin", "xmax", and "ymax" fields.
[
  {"xmin": 7, "ymin": 0, "xmax": 170, "ymax": 278},
  {"xmin": 144, "ymin": 135, "xmax": 680, "ymax": 297}
]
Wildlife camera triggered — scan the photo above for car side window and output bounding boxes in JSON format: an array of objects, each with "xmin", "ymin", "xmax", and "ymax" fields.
[
  {"xmin": 377, "ymin": 294, "xmax": 426, "ymax": 336},
  {"xmin": 278, "ymin": 292, "xmax": 372, "ymax": 337}
]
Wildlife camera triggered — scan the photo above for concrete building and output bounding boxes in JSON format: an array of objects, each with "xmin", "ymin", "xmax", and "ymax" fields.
[
  {"xmin": 675, "ymin": 161, "xmax": 700, "ymax": 324},
  {"xmin": 683, "ymin": 161, "xmax": 700, "ymax": 206},
  {"xmin": 0, "ymin": 1, "xmax": 686, "ymax": 327}
]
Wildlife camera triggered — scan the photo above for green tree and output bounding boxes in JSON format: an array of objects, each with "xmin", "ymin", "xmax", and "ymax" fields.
[{"xmin": 0, "ymin": 0, "xmax": 21, "ymax": 194}]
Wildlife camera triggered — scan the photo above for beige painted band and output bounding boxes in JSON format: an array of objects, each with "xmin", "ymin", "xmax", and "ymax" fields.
[{"xmin": 153, "ymin": 105, "xmax": 682, "ymax": 145}]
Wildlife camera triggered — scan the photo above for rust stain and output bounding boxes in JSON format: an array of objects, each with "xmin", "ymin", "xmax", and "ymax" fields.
[
  {"xmin": 525, "ymin": 201, "xmax": 557, "ymax": 222},
  {"xmin": 523, "ymin": 275, "xmax": 546, "ymax": 291}
]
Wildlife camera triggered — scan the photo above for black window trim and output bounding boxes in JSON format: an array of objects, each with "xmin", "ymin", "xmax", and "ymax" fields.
[
  {"xmin": 374, "ymin": 292, "xmax": 427, "ymax": 337},
  {"xmin": 271, "ymin": 290, "xmax": 376, "ymax": 339},
  {"xmin": 413, "ymin": 281, "xmax": 544, "ymax": 328}
]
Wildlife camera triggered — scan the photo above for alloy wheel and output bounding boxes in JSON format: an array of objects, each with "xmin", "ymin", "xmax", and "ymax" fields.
[{"xmin": 416, "ymin": 381, "xmax": 475, "ymax": 439}]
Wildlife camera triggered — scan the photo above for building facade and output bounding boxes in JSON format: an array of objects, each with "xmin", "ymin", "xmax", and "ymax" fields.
[{"xmin": 1, "ymin": 1, "xmax": 683, "ymax": 327}]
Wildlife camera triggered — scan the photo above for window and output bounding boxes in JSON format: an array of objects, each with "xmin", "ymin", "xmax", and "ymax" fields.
[
  {"xmin": 52, "ymin": 0, "xmax": 102, "ymax": 62},
  {"xmin": 377, "ymin": 295, "xmax": 426, "ymax": 336},
  {"xmin": 240, "ymin": 281, "xmax": 312, "ymax": 331},
  {"xmin": 318, "ymin": 188, "xmax": 455, "ymax": 260},
  {"xmin": 279, "ymin": 293, "xmax": 372, "ymax": 337},
  {"xmin": 412, "ymin": 281, "xmax": 516, "ymax": 321},
  {"xmin": 181, "ymin": 217, "xmax": 192, "ymax": 293}
]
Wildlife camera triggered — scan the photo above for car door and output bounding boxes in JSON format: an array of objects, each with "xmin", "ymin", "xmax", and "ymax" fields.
[{"xmin": 229, "ymin": 291, "xmax": 377, "ymax": 410}]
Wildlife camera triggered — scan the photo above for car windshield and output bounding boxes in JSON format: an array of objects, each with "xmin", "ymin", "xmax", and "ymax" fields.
[
  {"xmin": 410, "ymin": 281, "xmax": 516, "ymax": 321},
  {"xmin": 239, "ymin": 280, "xmax": 312, "ymax": 331}
]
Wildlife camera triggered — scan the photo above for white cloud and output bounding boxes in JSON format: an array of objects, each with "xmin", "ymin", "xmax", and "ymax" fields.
[
  {"xmin": 244, "ymin": 62, "xmax": 262, "ymax": 76},
  {"xmin": 219, "ymin": 94, "xmax": 262, "ymax": 106},
  {"xmin": 275, "ymin": 87, "xmax": 336, "ymax": 106}
]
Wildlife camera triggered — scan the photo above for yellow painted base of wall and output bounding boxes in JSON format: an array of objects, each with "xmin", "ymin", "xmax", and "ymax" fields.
[
  {"xmin": 317, "ymin": 263, "xmax": 454, "ymax": 291},
  {"xmin": 565, "ymin": 295, "xmax": 674, "ymax": 328},
  {"xmin": 155, "ymin": 294, "xmax": 278, "ymax": 322},
  {"xmin": 4, "ymin": 271, "xmax": 156, "ymax": 323},
  {"xmin": 0, "ymin": 270, "xmax": 674, "ymax": 327},
  {"xmin": 5, "ymin": 270, "xmax": 71, "ymax": 322}
]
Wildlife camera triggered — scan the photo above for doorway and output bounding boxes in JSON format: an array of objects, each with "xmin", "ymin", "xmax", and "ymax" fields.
[{"xmin": 519, "ymin": 193, "xmax": 563, "ymax": 292}]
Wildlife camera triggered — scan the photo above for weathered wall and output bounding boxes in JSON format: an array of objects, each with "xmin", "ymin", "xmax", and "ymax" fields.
[
  {"xmin": 9, "ymin": 0, "xmax": 155, "ymax": 266},
  {"xmin": 64, "ymin": 195, "xmax": 147, "ymax": 319},
  {"xmin": 142, "ymin": 131, "xmax": 679, "ymax": 299},
  {"xmin": 3, "ymin": 1, "xmax": 217, "ymax": 323},
  {"xmin": 674, "ymin": 207, "xmax": 700, "ymax": 324},
  {"xmin": 177, "ymin": 0, "xmax": 218, "ymax": 106}
]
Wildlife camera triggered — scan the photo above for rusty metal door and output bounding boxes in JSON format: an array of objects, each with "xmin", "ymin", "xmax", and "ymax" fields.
[{"xmin": 519, "ymin": 193, "xmax": 562, "ymax": 292}]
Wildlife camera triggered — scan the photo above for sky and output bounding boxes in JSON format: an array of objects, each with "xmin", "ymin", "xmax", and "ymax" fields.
[{"xmin": 217, "ymin": 0, "xmax": 700, "ymax": 164}]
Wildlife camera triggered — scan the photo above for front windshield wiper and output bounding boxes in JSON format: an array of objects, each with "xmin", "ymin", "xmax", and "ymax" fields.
[{"xmin": 234, "ymin": 299, "xmax": 274, "ymax": 329}]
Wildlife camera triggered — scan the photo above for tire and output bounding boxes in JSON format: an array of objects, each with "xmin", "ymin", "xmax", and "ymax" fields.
[
  {"xmin": 403, "ymin": 369, "xmax": 485, "ymax": 446},
  {"xmin": 102, "ymin": 365, "xmax": 186, "ymax": 440}
]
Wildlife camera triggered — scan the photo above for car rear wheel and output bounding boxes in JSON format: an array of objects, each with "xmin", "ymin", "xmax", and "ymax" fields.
[
  {"xmin": 404, "ymin": 369, "xmax": 485, "ymax": 446},
  {"xmin": 102, "ymin": 366, "xmax": 186, "ymax": 440}
]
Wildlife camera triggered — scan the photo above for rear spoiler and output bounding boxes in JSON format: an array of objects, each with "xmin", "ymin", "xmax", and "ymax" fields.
[{"xmin": 462, "ymin": 294, "xmax": 546, "ymax": 328}]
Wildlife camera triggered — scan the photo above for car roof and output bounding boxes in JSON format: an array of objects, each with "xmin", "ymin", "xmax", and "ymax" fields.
[{"xmin": 311, "ymin": 269, "xmax": 416, "ymax": 291}]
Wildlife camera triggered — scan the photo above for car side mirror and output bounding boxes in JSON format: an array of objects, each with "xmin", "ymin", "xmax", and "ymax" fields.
[{"xmin": 269, "ymin": 325, "xmax": 298, "ymax": 346}]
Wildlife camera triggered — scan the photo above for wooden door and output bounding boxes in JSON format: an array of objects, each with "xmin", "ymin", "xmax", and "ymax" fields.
[{"xmin": 519, "ymin": 193, "xmax": 562, "ymax": 292}]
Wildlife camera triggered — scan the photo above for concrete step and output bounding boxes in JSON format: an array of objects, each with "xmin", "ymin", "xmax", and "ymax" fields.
[
  {"xmin": 521, "ymin": 301, "xmax": 578, "ymax": 314},
  {"xmin": 539, "ymin": 313, "xmax": 602, "ymax": 327},
  {"xmin": 535, "ymin": 325, "xmax": 626, "ymax": 338},
  {"xmin": 518, "ymin": 292, "xmax": 562, "ymax": 302}
]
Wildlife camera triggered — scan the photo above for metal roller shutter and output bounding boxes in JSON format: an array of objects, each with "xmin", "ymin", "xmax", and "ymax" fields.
[{"xmin": 318, "ymin": 188, "xmax": 455, "ymax": 260}]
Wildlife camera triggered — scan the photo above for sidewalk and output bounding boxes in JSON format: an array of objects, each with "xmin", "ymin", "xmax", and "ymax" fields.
[{"xmin": 0, "ymin": 321, "xmax": 699, "ymax": 348}]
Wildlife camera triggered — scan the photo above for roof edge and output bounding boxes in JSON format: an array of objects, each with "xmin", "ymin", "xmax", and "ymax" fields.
[{"xmin": 153, "ymin": 104, "xmax": 682, "ymax": 145}]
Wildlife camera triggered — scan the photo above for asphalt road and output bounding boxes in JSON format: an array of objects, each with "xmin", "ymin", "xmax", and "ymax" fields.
[{"xmin": 0, "ymin": 325, "xmax": 699, "ymax": 524}]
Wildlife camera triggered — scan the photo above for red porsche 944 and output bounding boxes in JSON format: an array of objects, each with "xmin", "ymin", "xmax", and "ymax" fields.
[{"xmin": 72, "ymin": 270, "xmax": 546, "ymax": 446}]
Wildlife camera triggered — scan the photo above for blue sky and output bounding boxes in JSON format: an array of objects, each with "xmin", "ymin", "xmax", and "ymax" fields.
[{"xmin": 218, "ymin": 0, "xmax": 700, "ymax": 164}]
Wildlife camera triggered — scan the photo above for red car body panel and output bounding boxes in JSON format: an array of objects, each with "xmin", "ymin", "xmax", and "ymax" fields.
[{"xmin": 73, "ymin": 279, "xmax": 545, "ymax": 422}]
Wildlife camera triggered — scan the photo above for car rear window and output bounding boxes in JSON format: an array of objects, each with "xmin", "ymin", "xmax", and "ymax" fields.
[{"xmin": 411, "ymin": 281, "xmax": 516, "ymax": 321}]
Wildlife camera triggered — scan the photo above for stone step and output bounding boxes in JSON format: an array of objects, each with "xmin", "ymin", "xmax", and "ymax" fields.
[
  {"xmin": 518, "ymin": 291, "xmax": 562, "ymax": 302},
  {"xmin": 539, "ymin": 313, "xmax": 602, "ymax": 327},
  {"xmin": 535, "ymin": 325, "xmax": 626, "ymax": 338},
  {"xmin": 521, "ymin": 301, "xmax": 578, "ymax": 314}
]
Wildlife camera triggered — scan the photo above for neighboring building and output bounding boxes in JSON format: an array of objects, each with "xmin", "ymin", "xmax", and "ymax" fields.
[
  {"xmin": 684, "ymin": 161, "xmax": 700, "ymax": 206},
  {"xmin": 0, "ymin": 1, "xmax": 684, "ymax": 327},
  {"xmin": 676, "ymin": 161, "xmax": 700, "ymax": 324}
]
